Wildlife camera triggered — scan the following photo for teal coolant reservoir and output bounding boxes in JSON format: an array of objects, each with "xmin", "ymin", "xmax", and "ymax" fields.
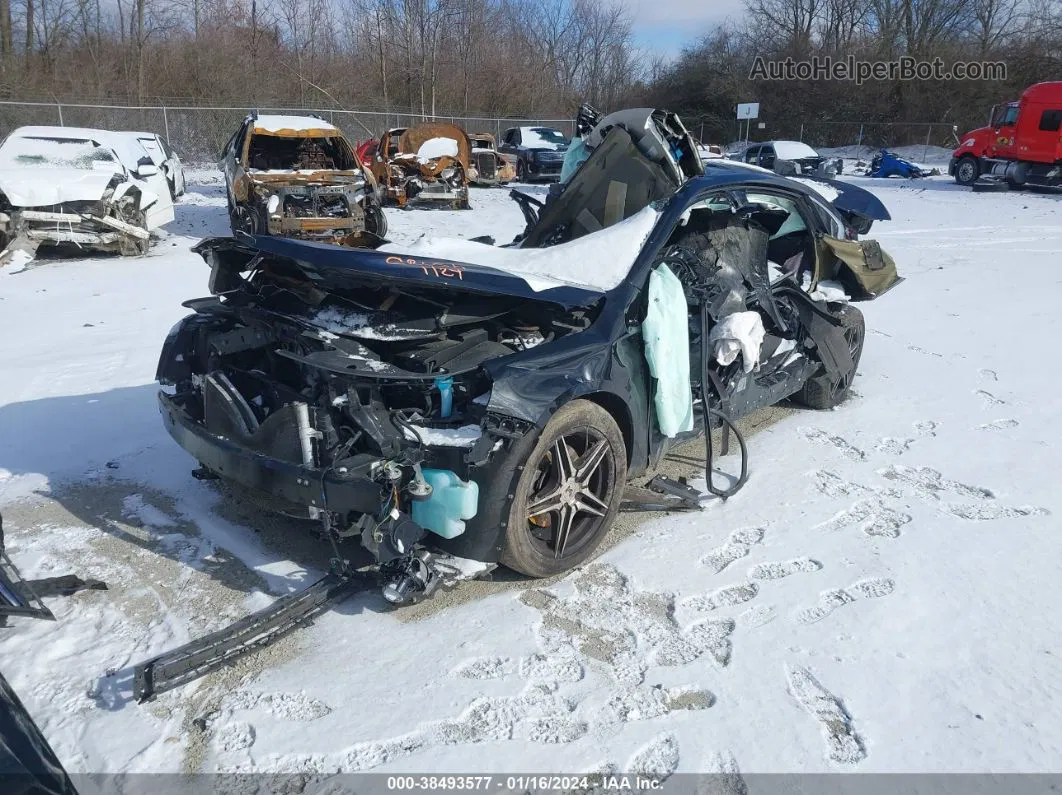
[
  {"xmin": 434, "ymin": 376, "xmax": 454, "ymax": 418},
  {"xmin": 411, "ymin": 469, "xmax": 479, "ymax": 539}
]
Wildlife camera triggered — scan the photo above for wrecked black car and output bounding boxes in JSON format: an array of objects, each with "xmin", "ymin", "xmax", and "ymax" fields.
[{"xmin": 157, "ymin": 108, "xmax": 898, "ymax": 602}]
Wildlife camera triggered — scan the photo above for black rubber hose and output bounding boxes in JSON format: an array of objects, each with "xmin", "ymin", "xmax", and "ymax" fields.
[{"xmin": 699, "ymin": 300, "xmax": 750, "ymax": 499}]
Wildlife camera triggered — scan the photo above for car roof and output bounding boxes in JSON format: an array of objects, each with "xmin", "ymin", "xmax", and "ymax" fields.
[
  {"xmin": 251, "ymin": 115, "xmax": 340, "ymax": 136},
  {"xmin": 5, "ymin": 125, "xmax": 147, "ymax": 168},
  {"xmin": 11, "ymin": 125, "xmax": 113, "ymax": 142}
]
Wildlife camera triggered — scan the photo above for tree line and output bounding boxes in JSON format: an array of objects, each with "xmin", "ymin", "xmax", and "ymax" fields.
[
  {"xmin": 643, "ymin": 0, "xmax": 1062, "ymax": 146},
  {"xmin": 1, "ymin": 0, "xmax": 1060, "ymax": 148},
  {"xmin": 0, "ymin": 0, "xmax": 644, "ymax": 119}
]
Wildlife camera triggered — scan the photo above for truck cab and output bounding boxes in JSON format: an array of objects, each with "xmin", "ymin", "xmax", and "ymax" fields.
[{"xmin": 951, "ymin": 82, "xmax": 1062, "ymax": 186}]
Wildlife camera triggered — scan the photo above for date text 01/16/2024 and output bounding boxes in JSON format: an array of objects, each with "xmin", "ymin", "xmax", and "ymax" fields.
[{"xmin": 385, "ymin": 776, "xmax": 666, "ymax": 791}]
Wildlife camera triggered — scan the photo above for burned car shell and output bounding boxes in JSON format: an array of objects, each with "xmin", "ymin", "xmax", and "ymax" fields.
[
  {"xmin": 468, "ymin": 133, "xmax": 517, "ymax": 186},
  {"xmin": 368, "ymin": 123, "xmax": 472, "ymax": 209},
  {"xmin": 220, "ymin": 114, "xmax": 386, "ymax": 244},
  {"xmin": 157, "ymin": 160, "xmax": 895, "ymax": 568}
]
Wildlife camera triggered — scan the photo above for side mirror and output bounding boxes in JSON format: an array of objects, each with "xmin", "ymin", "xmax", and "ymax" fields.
[{"xmin": 137, "ymin": 164, "xmax": 159, "ymax": 177}]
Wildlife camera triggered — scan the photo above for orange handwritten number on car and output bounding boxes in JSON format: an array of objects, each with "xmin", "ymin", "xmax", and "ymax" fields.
[{"xmin": 384, "ymin": 255, "xmax": 464, "ymax": 280}]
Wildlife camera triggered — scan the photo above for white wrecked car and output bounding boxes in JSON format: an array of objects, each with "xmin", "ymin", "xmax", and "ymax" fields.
[{"xmin": 0, "ymin": 126, "xmax": 173, "ymax": 261}]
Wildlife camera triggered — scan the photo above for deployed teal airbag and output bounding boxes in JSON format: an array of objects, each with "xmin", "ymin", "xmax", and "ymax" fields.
[{"xmin": 643, "ymin": 264, "xmax": 694, "ymax": 437}]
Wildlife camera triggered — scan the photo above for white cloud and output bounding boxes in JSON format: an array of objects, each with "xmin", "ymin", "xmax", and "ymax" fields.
[{"xmin": 622, "ymin": 0, "xmax": 746, "ymax": 27}]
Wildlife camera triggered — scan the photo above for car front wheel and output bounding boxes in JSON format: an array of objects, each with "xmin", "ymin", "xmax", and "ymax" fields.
[{"xmin": 501, "ymin": 399, "xmax": 627, "ymax": 578}]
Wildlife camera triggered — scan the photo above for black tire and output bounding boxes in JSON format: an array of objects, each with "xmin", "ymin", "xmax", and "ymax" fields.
[
  {"xmin": 229, "ymin": 204, "xmax": 259, "ymax": 236},
  {"xmin": 516, "ymin": 159, "xmax": 527, "ymax": 182},
  {"xmin": 954, "ymin": 156, "xmax": 980, "ymax": 186},
  {"xmin": 364, "ymin": 202, "xmax": 388, "ymax": 238},
  {"xmin": 793, "ymin": 304, "xmax": 865, "ymax": 409},
  {"xmin": 500, "ymin": 399, "xmax": 627, "ymax": 578}
]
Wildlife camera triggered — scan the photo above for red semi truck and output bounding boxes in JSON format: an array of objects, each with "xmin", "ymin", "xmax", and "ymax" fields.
[{"xmin": 950, "ymin": 81, "xmax": 1062, "ymax": 187}]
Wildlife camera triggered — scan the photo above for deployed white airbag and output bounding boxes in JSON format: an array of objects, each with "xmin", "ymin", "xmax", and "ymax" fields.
[
  {"xmin": 710, "ymin": 311, "xmax": 765, "ymax": 374},
  {"xmin": 643, "ymin": 264, "xmax": 694, "ymax": 437}
]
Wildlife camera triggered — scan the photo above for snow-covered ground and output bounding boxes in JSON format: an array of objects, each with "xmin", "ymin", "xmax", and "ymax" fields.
[{"xmin": 1, "ymin": 172, "xmax": 1060, "ymax": 782}]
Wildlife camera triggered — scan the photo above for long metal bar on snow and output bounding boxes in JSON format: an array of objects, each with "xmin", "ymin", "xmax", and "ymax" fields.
[
  {"xmin": 131, "ymin": 571, "xmax": 376, "ymax": 702},
  {"xmin": 0, "ymin": 551, "xmax": 55, "ymax": 621}
]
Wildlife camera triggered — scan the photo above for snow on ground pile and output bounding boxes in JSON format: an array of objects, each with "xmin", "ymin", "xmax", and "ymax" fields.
[
  {"xmin": 0, "ymin": 171, "xmax": 1061, "ymax": 775},
  {"xmin": 379, "ymin": 205, "xmax": 660, "ymax": 292}
]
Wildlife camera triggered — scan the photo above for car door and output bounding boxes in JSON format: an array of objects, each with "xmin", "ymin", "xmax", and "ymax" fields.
[
  {"xmin": 224, "ymin": 120, "xmax": 252, "ymax": 205},
  {"xmin": 640, "ymin": 189, "xmax": 749, "ymax": 464},
  {"xmin": 989, "ymin": 103, "xmax": 1020, "ymax": 160},
  {"xmin": 758, "ymin": 145, "xmax": 777, "ymax": 170},
  {"xmin": 498, "ymin": 128, "xmax": 518, "ymax": 155},
  {"xmin": 743, "ymin": 145, "xmax": 760, "ymax": 164},
  {"xmin": 160, "ymin": 136, "xmax": 186, "ymax": 196},
  {"xmin": 129, "ymin": 141, "xmax": 175, "ymax": 229}
]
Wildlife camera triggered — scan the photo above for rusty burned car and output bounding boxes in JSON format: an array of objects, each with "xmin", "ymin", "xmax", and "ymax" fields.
[
  {"xmin": 220, "ymin": 113, "xmax": 387, "ymax": 244},
  {"xmin": 468, "ymin": 132, "xmax": 517, "ymax": 186},
  {"xmin": 156, "ymin": 107, "xmax": 898, "ymax": 609},
  {"xmin": 363, "ymin": 122, "xmax": 472, "ymax": 209}
]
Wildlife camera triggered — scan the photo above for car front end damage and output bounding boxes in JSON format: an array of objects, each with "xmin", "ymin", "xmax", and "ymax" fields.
[
  {"xmin": 0, "ymin": 179, "xmax": 150, "ymax": 259},
  {"xmin": 238, "ymin": 170, "xmax": 385, "ymax": 244},
  {"xmin": 375, "ymin": 123, "xmax": 472, "ymax": 209},
  {"xmin": 156, "ymin": 236, "xmax": 606, "ymax": 600}
]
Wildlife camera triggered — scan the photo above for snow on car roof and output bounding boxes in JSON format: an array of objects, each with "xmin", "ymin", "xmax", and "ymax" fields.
[
  {"xmin": 519, "ymin": 127, "xmax": 569, "ymax": 150},
  {"xmin": 252, "ymin": 115, "xmax": 340, "ymax": 136},
  {"xmin": 771, "ymin": 140, "xmax": 820, "ymax": 160},
  {"xmin": 379, "ymin": 205, "xmax": 661, "ymax": 293},
  {"xmin": 6, "ymin": 125, "xmax": 152, "ymax": 171}
]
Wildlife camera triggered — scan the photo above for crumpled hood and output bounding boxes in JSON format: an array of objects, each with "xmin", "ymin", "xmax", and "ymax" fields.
[{"xmin": 0, "ymin": 168, "xmax": 120, "ymax": 207}]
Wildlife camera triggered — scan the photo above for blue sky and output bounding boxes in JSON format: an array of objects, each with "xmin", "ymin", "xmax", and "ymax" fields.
[{"xmin": 620, "ymin": 0, "xmax": 746, "ymax": 57}]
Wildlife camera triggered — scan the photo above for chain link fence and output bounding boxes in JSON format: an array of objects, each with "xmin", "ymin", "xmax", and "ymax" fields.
[
  {"xmin": 0, "ymin": 101, "xmax": 575, "ymax": 164},
  {"xmin": 0, "ymin": 99, "xmax": 963, "ymax": 168},
  {"xmin": 686, "ymin": 115, "xmax": 962, "ymax": 163}
]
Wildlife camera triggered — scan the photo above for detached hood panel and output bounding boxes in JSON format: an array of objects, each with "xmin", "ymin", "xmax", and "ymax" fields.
[{"xmin": 0, "ymin": 168, "xmax": 121, "ymax": 207}]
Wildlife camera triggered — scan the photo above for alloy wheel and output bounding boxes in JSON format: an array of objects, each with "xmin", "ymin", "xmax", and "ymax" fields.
[{"xmin": 524, "ymin": 431, "xmax": 616, "ymax": 561}]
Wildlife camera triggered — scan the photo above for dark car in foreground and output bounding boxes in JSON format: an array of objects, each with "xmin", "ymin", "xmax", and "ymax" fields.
[
  {"xmin": 498, "ymin": 125, "xmax": 570, "ymax": 181},
  {"xmin": 157, "ymin": 108, "xmax": 897, "ymax": 603}
]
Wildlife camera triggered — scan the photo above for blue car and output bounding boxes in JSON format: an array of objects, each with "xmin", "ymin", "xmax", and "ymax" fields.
[{"xmin": 869, "ymin": 149, "xmax": 934, "ymax": 178}]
